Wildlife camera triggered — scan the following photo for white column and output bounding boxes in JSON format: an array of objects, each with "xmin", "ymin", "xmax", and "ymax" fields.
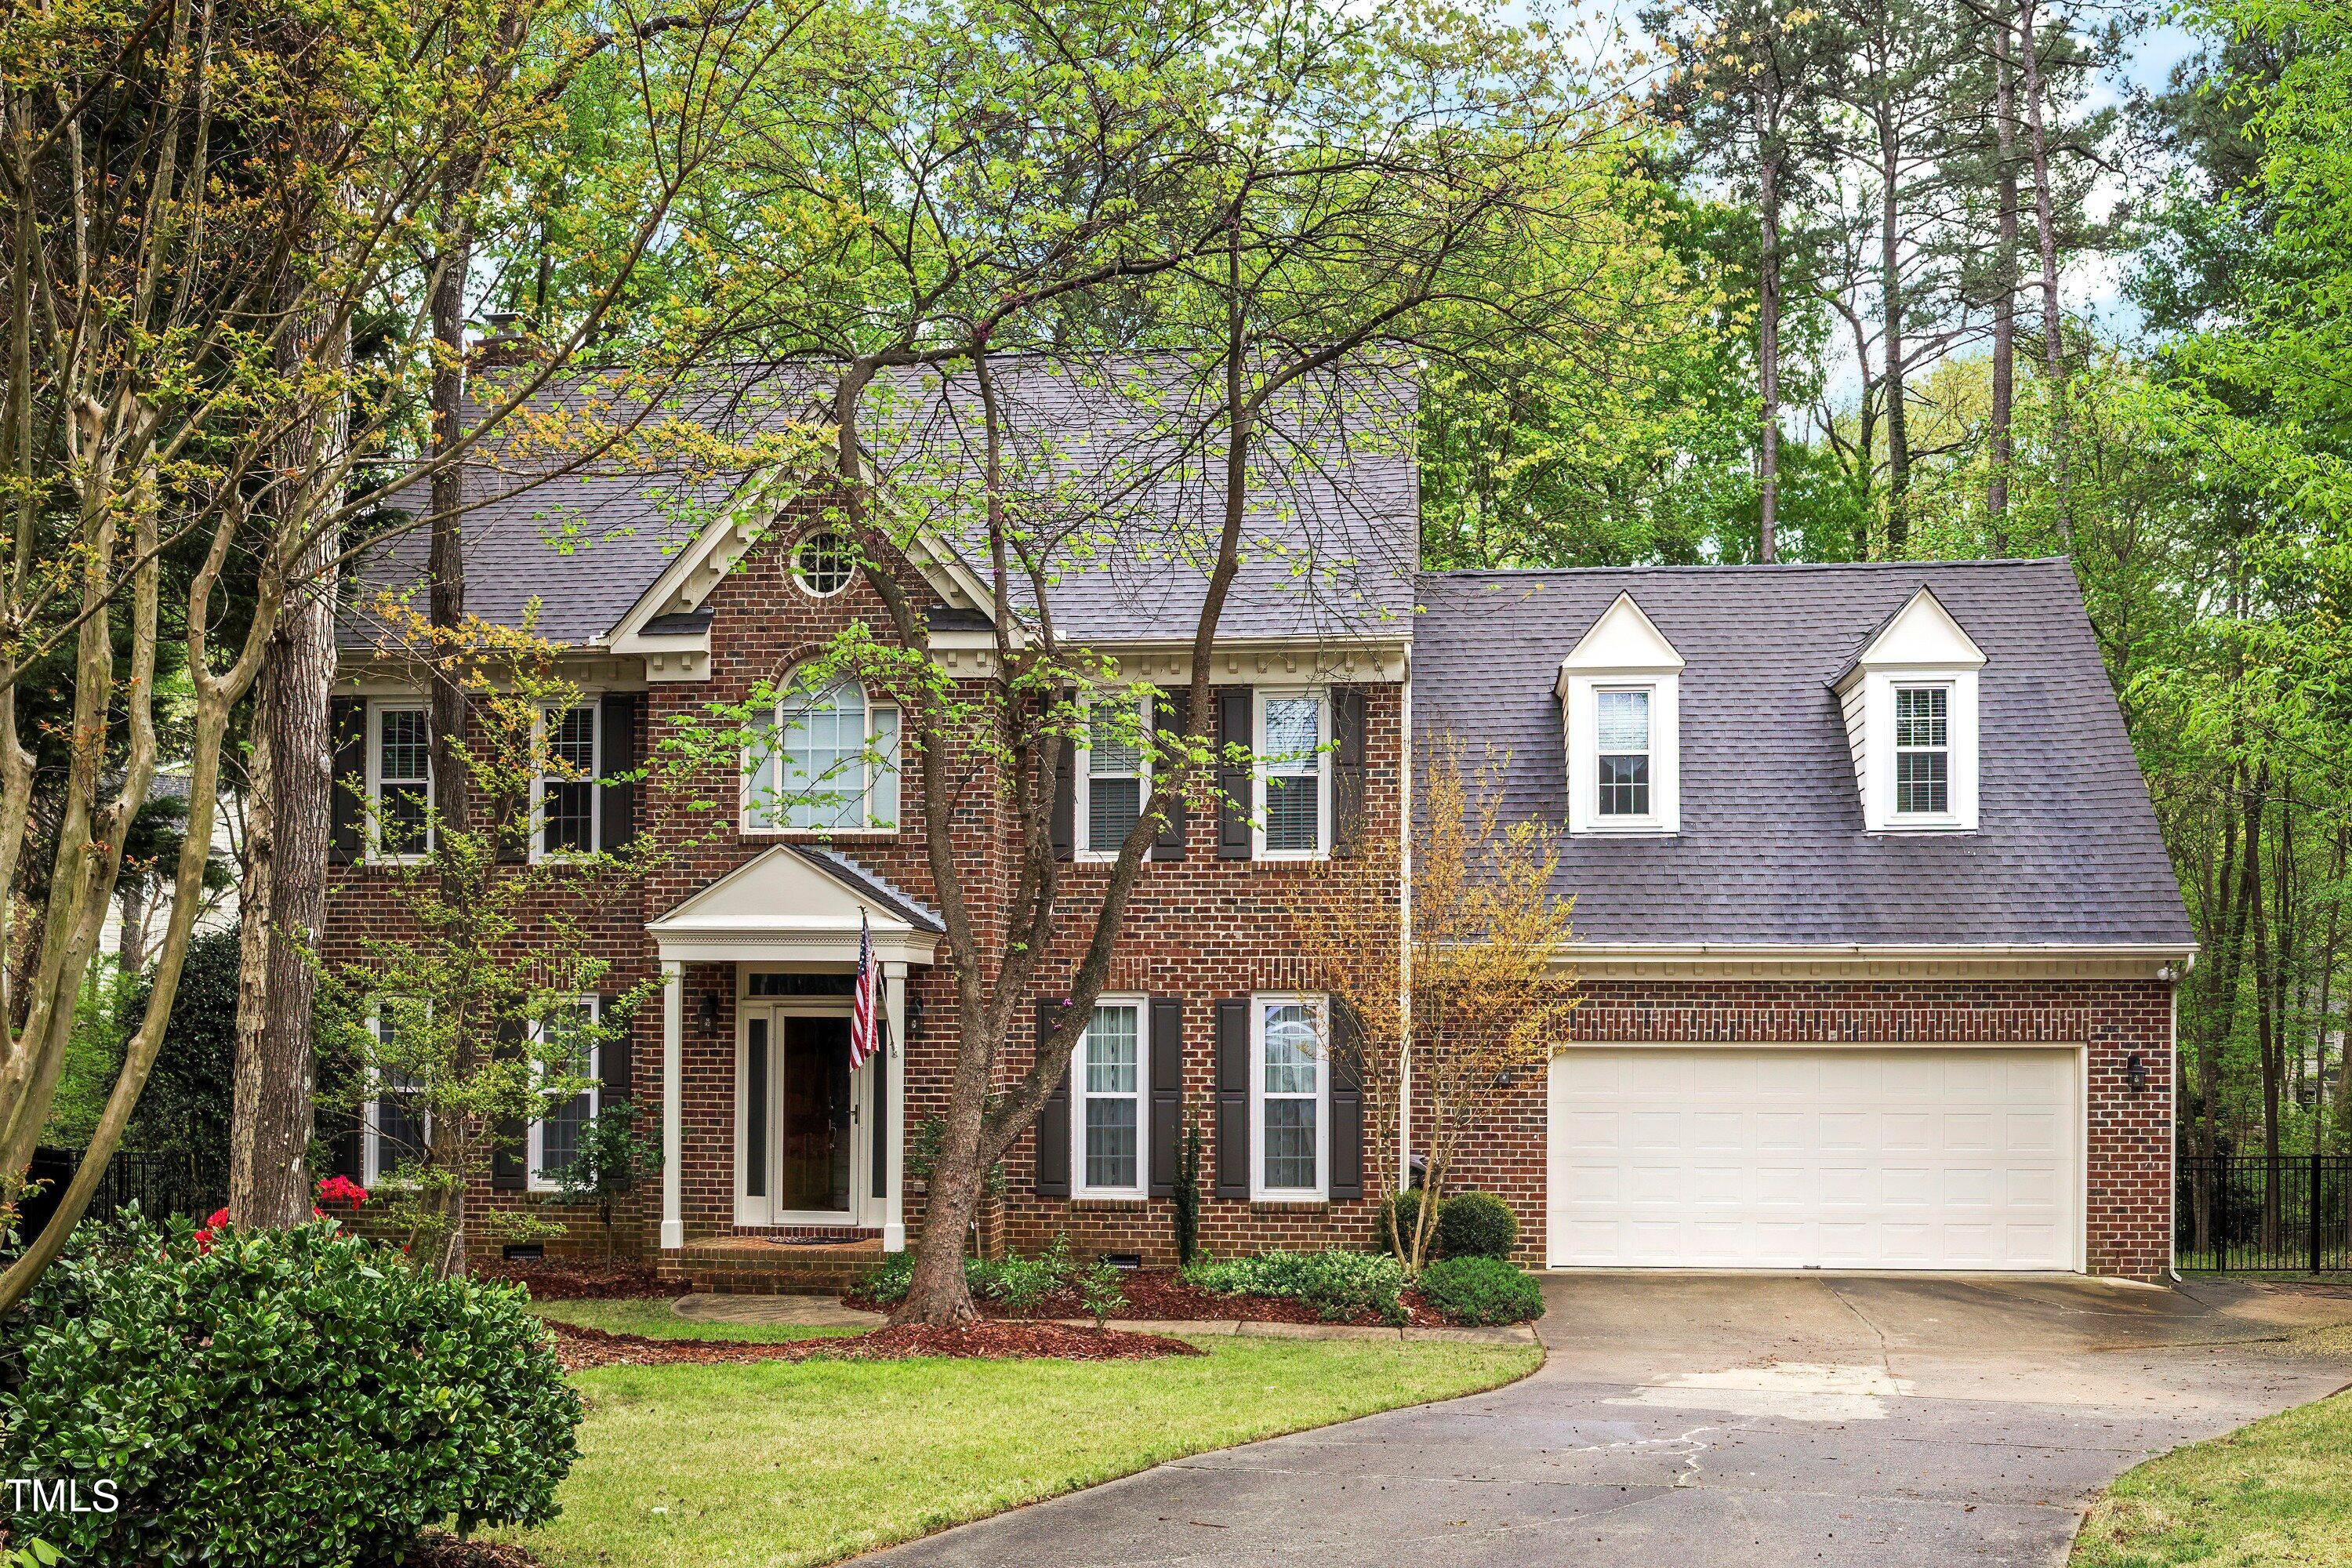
[
  {"xmin": 884, "ymin": 960, "xmax": 909, "ymax": 1253},
  {"xmin": 660, "ymin": 958, "xmax": 684, "ymax": 1252}
]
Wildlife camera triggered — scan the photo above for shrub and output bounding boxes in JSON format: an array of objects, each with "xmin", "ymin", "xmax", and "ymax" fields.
[
  {"xmin": 1436, "ymin": 1190, "xmax": 1518, "ymax": 1261},
  {"xmin": 1181, "ymin": 1248, "xmax": 1408, "ymax": 1325},
  {"xmin": 852, "ymin": 1235, "xmax": 1083, "ymax": 1312},
  {"xmin": 1375, "ymin": 1188, "xmax": 1433, "ymax": 1259},
  {"xmin": 0, "ymin": 1213, "xmax": 582, "ymax": 1567},
  {"xmin": 1415, "ymin": 1256, "xmax": 1544, "ymax": 1325}
]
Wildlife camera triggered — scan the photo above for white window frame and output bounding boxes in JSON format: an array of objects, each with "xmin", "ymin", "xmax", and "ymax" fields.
[
  {"xmin": 740, "ymin": 671, "xmax": 901, "ymax": 837},
  {"xmin": 363, "ymin": 1000, "xmax": 430, "ymax": 1188},
  {"xmin": 530, "ymin": 702, "xmax": 601, "ymax": 862},
  {"xmin": 527, "ymin": 995, "xmax": 603, "ymax": 1193},
  {"xmin": 365, "ymin": 699, "xmax": 434, "ymax": 864},
  {"xmin": 1076, "ymin": 695, "xmax": 1152, "ymax": 861},
  {"xmin": 1253, "ymin": 688, "xmax": 1330, "ymax": 862},
  {"xmin": 1250, "ymin": 992, "xmax": 1330, "ymax": 1202},
  {"xmin": 1891, "ymin": 683, "xmax": 1953, "ymax": 822},
  {"xmin": 1860, "ymin": 668, "xmax": 1980, "ymax": 833},
  {"xmin": 1563, "ymin": 674, "xmax": 1679, "ymax": 836},
  {"xmin": 1592, "ymin": 684, "xmax": 1656, "ymax": 822},
  {"xmin": 1070, "ymin": 995, "xmax": 1148, "ymax": 1200}
]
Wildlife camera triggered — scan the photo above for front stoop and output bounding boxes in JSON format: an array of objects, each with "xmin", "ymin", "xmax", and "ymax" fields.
[{"xmin": 659, "ymin": 1235, "xmax": 890, "ymax": 1295}]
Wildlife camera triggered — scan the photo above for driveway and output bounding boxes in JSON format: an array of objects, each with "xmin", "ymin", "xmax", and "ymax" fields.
[{"xmin": 858, "ymin": 1273, "xmax": 2352, "ymax": 1568}]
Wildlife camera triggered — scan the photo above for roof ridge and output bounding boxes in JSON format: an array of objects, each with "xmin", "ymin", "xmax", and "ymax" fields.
[{"xmin": 1419, "ymin": 557, "xmax": 2071, "ymax": 581}]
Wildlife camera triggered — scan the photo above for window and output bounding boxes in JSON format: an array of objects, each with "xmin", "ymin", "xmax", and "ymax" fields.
[
  {"xmin": 1893, "ymin": 685, "xmax": 1951, "ymax": 815},
  {"xmin": 745, "ymin": 673, "xmax": 900, "ymax": 832},
  {"xmin": 1252, "ymin": 994, "xmax": 1327, "ymax": 1200},
  {"xmin": 535, "ymin": 704, "xmax": 600, "ymax": 856},
  {"xmin": 1595, "ymin": 688, "xmax": 1652, "ymax": 818},
  {"xmin": 364, "ymin": 1002, "xmax": 429, "ymax": 1186},
  {"xmin": 1073, "ymin": 1000, "xmax": 1145, "ymax": 1198},
  {"xmin": 368, "ymin": 703, "xmax": 432, "ymax": 858},
  {"xmin": 1079, "ymin": 698, "xmax": 1148, "ymax": 857},
  {"xmin": 790, "ymin": 531, "xmax": 855, "ymax": 597},
  {"xmin": 528, "ymin": 996, "xmax": 601, "ymax": 1192},
  {"xmin": 1258, "ymin": 691, "xmax": 1327, "ymax": 858}
]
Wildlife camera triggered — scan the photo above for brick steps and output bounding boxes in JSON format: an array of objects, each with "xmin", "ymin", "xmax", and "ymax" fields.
[{"xmin": 659, "ymin": 1235, "xmax": 890, "ymax": 1294}]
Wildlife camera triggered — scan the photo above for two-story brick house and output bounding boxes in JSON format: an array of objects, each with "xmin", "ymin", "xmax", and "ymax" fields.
[{"xmin": 324, "ymin": 359, "xmax": 2194, "ymax": 1287}]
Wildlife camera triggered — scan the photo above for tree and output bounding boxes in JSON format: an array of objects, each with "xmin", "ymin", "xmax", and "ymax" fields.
[
  {"xmin": 1294, "ymin": 743, "xmax": 1580, "ymax": 1276},
  {"xmin": 546, "ymin": 1101, "xmax": 662, "ymax": 1262}
]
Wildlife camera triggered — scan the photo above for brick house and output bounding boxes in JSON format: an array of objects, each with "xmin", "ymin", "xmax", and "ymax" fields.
[{"xmin": 323, "ymin": 362, "xmax": 2194, "ymax": 1287}]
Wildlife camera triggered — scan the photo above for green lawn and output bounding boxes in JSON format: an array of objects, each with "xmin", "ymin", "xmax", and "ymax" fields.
[
  {"xmin": 2071, "ymin": 1391, "xmax": 2352, "ymax": 1567},
  {"xmin": 532, "ymin": 1297, "xmax": 866, "ymax": 1342},
  {"xmin": 503, "ymin": 1331, "xmax": 1539, "ymax": 1568}
]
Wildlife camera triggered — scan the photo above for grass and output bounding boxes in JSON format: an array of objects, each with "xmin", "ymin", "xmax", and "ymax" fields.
[
  {"xmin": 530, "ymin": 1297, "xmax": 866, "ymax": 1342},
  {"xmin": 503, "ymin": 1333, "xmax": 1541, "ymax": 1568},
  {"xmin": 2071, "ymin": 1391, "xmax": 2352, "ymax": 1567}
]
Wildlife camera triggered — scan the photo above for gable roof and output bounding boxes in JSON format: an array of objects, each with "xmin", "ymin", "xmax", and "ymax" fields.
[
  {"xmin": 1413, "ymin": 558, "xmax": 2193, "ymax": 951},
  {"xmin": 342, "ymin": 354, "xmax": 1419, "ymax": 652}
]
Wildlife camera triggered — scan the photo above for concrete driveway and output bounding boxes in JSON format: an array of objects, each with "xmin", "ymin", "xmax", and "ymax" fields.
[{"xmin": 858, "ymin": 1273, "xmax": 2352, "ymax": 1568}]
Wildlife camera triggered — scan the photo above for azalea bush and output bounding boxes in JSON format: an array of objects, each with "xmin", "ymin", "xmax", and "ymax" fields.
[{"xmin": 0, "ymin": 1213, "xmax": 580, "ymax": 1566}]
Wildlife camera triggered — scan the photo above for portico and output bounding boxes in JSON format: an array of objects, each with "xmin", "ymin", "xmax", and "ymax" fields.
[{"xmin": 646, "ymin": 844, "xmax": 942, "ymax": 1255}]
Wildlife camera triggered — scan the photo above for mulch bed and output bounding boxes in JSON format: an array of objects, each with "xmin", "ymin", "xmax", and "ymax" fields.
[
  {"xmin": 550, "ymin": 1318, "xmax": 1200, "ymax": 1372},
  {"xmin": 844, "ymin": 1268, "xmax": 1447, "ymax": 1329},
  {"xmin": 473, "ymin": 1260, "xmax": 667, "ymax": 1300},
  {"xmin": 406, "ymin": 1531, "xmax": 545, "ymax": 1568}
]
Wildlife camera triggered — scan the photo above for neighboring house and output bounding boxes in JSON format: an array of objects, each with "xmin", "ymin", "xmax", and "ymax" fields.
[{"xmin": 318, "ymin": 358, "xmax": 2193, "ymax": 1286}]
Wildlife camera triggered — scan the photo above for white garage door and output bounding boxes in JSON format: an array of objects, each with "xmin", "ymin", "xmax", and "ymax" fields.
[{"xmin": 1546, "ymin": 1047, "xmax": 2080, "ymax": 1272}]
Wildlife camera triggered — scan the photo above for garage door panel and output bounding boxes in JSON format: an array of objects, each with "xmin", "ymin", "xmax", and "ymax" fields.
[{"xmin": 1547, "ymin": 1047, "xmax": 2079, "ymax": 1271}]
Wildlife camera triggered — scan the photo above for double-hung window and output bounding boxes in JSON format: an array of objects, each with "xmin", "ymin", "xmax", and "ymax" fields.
[
  {"xmin": 528, "ymin": 996, "xmax": 601, "ymax": 1192},
  {"xmin": 1893, "ymin": 685, "xmax": 1951, "ymax": 815},
  {"xmin": 1595, "ymin": 688, "xmax": 1652, "ymax": 818},
  {"xmin": 365, "ymin": 1001, "xmax": 429, "ymax": 1186},
  {"xmin": 1072, "ymin": 999, "xmax": 1145, "ymax": 1198},
  {"xmin": 1252, "ymin": 994, "xmax": 1328, "ymax": 1200},
  {"xmin": 1079, "ymin": 698, "xmax": 1149, "ymax": 858},
  {"xmin": 535, "ymin": 705, "xmax": 600, "ymax": 857},
  {"xmin": 746, "ymin": 673, "xmax": 901, "ymax": 832},
  {"xmin": 1258, "ymin": 691, "xmax": 1327, "ymax": 858},
  {"xmin": 368, "ymin": 703, "xmax": 432, "ymax": 859}
]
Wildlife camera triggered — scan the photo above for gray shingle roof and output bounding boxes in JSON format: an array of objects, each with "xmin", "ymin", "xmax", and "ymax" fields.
[
  {"xmin": 1413, "ymin": 558, "xmax": 2193, "ymax": 949},
  {"xmin": 788, "ymin": 844, "xmax": 945, "ymax": 935},
  {"xmin": 343, "ymin": 355, "xmax": 1417, "ymax": 650}
]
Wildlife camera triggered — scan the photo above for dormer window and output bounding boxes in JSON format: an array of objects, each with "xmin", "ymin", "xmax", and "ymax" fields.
[
  {"xmin": 1557, "ymin": 594, "xmax": 1682, "ymax": 836},
  {"xmin": 1833, "ymin": 587, "xmax": 1984, "ymax": 833},
  {"xmin": 1595, "ymin": 689, "xmax": 1652, "ymax": 817}
]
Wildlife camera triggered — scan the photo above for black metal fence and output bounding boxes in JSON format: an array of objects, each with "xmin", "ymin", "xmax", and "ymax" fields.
[
  {"xmin": 14, "ymin": 1145, "xmax": 221, "ymax": 1244},
  {"xmin": 2177, "ymin": 1153, "xmax": 2352, "ymax": 1272}
]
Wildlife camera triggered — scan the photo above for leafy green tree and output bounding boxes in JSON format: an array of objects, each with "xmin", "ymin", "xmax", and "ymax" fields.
[{"xmin": 546, "ymin": 1102, "xmax": 662, "ymax": 1263}]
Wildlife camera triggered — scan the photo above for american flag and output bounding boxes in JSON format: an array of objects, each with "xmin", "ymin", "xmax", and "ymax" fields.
[{"xmin": 850, "ymin": 912, "xmax": 880, "ymax": 1069}]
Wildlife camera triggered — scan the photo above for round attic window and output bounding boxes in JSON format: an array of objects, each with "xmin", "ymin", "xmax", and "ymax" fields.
[{"xmin": 790, "ymin": 531, "xmax": 855, "ymax": 597}]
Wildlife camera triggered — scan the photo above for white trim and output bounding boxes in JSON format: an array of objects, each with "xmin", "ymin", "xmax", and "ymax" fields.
[
  {"xmin": 525, "ymin": 995, "xmax": 602, "ymax": 1193},
  {"xmin": 364, "ymin": 699, "xmax": 434, "ymax": 865},
  {"xmin": 739, "ymin": 671, "xmax": 901, "ymax": 837},
  {"xmin": 528, "ymin": 702, "xmax": 602, "ymax": 862},
  {"xmin": 1250, "ymin": 993, "xmax": 1330, "ymax": 1202},
  {"xmin": 1071, "ymin": 996, "xmax": 1149, "ymax": 1199},
  {"xmin": 788, "ymin": 529, "xmax": 856, "ymax": 597},
  {"xmin": 735, "ymin": 989, "xmax": 872, "ymax": 1228},
  {"xmin": 1253, "ymin": 688, "xmax": 1331, "ymax": 862},
  {"xmin": 1555, "ymin": 940, "xmax": 2198, "ymax": 982},
  {"xmin": 884, "ymin": 961, "xmax": 908, "ymax": 1252},
  {"xmin": 660, "ymin": 962, "xmax": 683, "ymax": 1250},
  {"xmin": 1563, "ymin": 674, "xmax": 1680, "ymax": 836},
  {"xmin": 362, "ymin": 1000, "xmax": 429, "ymax": 1188},
  {"xmin": 646, "ymin": 845, "xmax": 939, "ymax": 967}
]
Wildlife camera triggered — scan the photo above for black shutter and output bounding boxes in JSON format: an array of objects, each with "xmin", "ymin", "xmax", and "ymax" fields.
[
  {"xmin": 1151, "ymin": 689, "xmax": 1189, "ymax": 860},
  {"xmin": 1216, "ymin": 686, "xmax": 1253, "ymax": 860},
  {"xmin": 1148, "ymin": 996, "xmax": 1183, "ymax": 1196},
  {"xmin": 1214, "ymin": 997, "xmax": 1250, "ymax": 1199},
  {"xmin": 1329, "ymin": 999, "xmax": 1364, "ymax": 1201},
  {"xmin": 871, "ymin": 1011, "xmax": 890, "ymax": 1201},
  {"xmin": 600, "ymin": 691, "xmax": 641, "ymax": 848},
  {"xmin": 1051, "ymin": 734, "xmax": 1076, "ymax": 862},
  {"xmin": 1330, "ymin": 686, "xmax": 1367, "ymax": 859},
  {"xmin": 597, "ymin": 995, "xmax": 630, "ymax": 1104},
  {"xmin": 490, "ymin": 1017, "xmax": 528, "ymax": 1191},
  {"xmin": 328, "ymin": 698, "xmax": 365, "ymax": 864},
  {"xmin": 328, "ymin": 1107, "xmax": 365, "ymax": 1181},
  {"xmin": 1033, "ymin": 997, "xmax": 1071, "ymax": 1196}
]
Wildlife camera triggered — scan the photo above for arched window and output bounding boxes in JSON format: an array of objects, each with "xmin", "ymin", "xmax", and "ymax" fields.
[{"xmin": 746, "ymin": 670, "xmax": 900, "ymax": 831}]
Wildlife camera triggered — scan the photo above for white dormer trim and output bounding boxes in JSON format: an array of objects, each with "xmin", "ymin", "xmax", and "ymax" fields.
[
  {"xmin": 1832, "ymin": 587, "xmax": 1986, "ymax": 833},
  {"xmin": 1557, "ymin": 593, "xmax": 1683, "ymax": 836}
]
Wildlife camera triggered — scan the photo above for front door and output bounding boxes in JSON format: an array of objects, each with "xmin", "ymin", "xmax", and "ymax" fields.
[{"xmin": 739, "ymin": 1006, "xmax": 862, "ymax": 1225}]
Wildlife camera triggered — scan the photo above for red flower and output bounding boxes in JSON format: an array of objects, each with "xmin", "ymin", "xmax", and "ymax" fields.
[
  {"xmin": 315, "ymin": 1175, "xmax": 368, "ymax": 1210},
  {"xmin": 205, "ymin": 1207, "xmax": 230, "ymax": 1229}
]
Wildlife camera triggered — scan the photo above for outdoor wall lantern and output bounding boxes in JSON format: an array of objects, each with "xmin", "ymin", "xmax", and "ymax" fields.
[
  {"xmin": 2125, "ymin": 1052, "xmax": 2149, "ymax": 1094},
  {"xmin": 905, "ymin": 993, "xmax": 924, "ymax": 1039},
  {"xmin": 697, "ymin": 991, "xmax": 721, "ymax": 1036}
]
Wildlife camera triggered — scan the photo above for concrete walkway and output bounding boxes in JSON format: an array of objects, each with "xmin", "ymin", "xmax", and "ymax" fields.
[
  {"xmin": 853, "ymin": 1272, "xmax": 2352, "ymax": 1568},
  {"xmin": 671, "ymin": 1292, "xmax": 884, "ymax": 1328}
]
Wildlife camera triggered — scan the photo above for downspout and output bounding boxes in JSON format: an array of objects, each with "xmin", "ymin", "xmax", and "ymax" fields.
[
  {"xmin": 1398, "ymin": 654, "xmax": 1413, "ymax": 1194},
  {"xmin": 2169, "ymin": 963, "xmax": 2183, "ymax": 1283}
]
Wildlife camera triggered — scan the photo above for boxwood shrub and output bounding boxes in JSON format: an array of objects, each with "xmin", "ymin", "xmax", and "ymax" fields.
[
  {"xmin": 1181, "ymin": 1248, "xmax": 1408, "ymax": 1325},
  {"xmin": 1435, "ymin": 1190, "xmax": 1519, "ymax": 1261},
  {"xmin": 1374, "ymin": 1188, "xmax": 1433, "ymax": 1259},
  {"xmin": 1416, "ymin": 1256, "xmax": 1545, "ymax": 1325},
  {"xmin": 0, "ymin": 1213, "xmax": 582, "ymax": 1567}
]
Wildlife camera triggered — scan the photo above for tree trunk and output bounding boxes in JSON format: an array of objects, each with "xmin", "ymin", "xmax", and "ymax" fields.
[
  {"xmin": 1757, "ymin": 135, "xmax": 1782, "ymax": 565},
  {"xmin": 426, "ymin": 224, "xmax": 474, "ymax": 1277},
  {"xmin": 2015, "ymin": 0, "xmax": 2071, "ymax": 544},
  {"xmin": 229, "ymin": 297, "xmax": 345, "ymax": 1230},
  {"xmin": 1878, "ymin": 105, "xmax": 1908, "ymax": 556},
  {"xmin": 116, "ymin": 880, "xmax": 147, "ymax": 976},
  {"xmin": 1987, "ymin": 0, "xmax": 2019, "ymax": 532}
]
